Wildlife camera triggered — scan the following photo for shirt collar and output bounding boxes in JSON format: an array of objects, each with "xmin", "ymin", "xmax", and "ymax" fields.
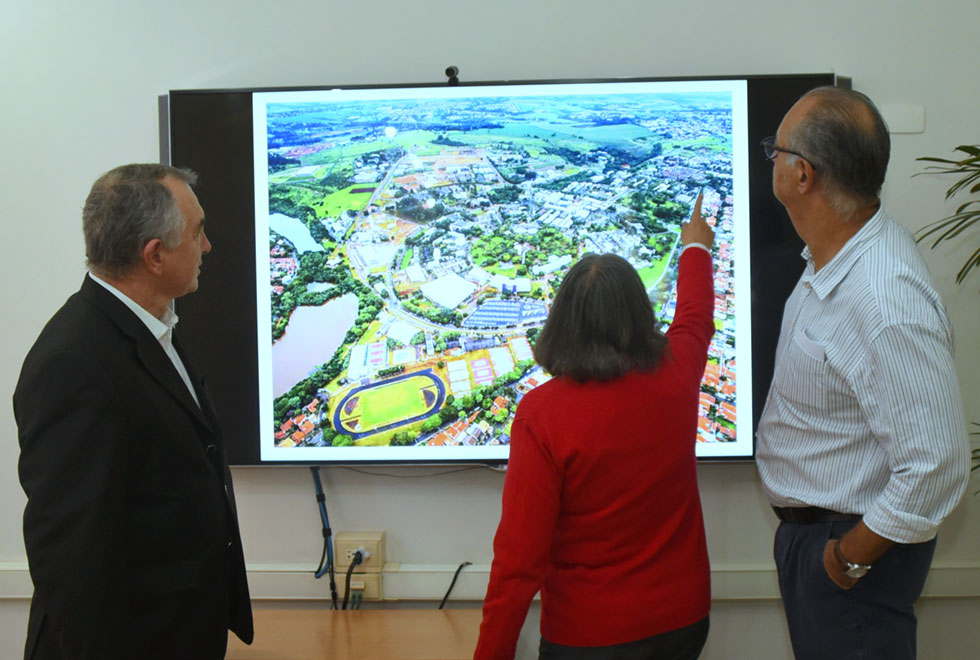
[
  {"xmin": 87, "ymin": 272, "xmax": 178, "ymax": 342},
  {"xmin": 799, "ymin": 207, "xmax": 885, "ymax": 300}
]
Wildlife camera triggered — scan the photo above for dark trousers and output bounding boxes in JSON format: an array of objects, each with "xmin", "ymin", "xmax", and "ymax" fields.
[
  {"xmin": 774, "ymin": 520, "xmax": 936, "ymax": 660},
  {"xmin": 538, "ymin": 616, "xmax": 709, "ymax": 660}
]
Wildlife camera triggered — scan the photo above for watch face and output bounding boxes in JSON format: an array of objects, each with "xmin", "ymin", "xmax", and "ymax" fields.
[{"xmin": 833, "ymin": 540, "xmax": 871, "ymax": 579}]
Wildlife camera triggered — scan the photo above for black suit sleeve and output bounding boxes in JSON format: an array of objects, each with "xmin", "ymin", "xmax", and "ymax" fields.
[{"xmin": 16, "ymin": 349, "xmax": 133, "ymax": 660}]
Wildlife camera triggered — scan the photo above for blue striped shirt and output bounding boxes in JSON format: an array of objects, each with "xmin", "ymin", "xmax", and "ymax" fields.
[{"xmin": 756, "ymin": 209, "xmax": 969, "ymax": 543}]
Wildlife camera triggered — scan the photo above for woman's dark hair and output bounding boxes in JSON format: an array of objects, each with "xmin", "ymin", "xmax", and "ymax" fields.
[{"xmin": 533, "ymin": 253, "xmax": 668, "ymax": 382}]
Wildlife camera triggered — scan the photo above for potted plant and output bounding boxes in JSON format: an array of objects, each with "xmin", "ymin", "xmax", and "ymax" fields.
[
  {"xmin": 915, "ymin": 145, "xmax": 980, "ymax": 284},
  {"xmin": 915, "ymin": 147, "xmax": 980, "ymax": 483}
]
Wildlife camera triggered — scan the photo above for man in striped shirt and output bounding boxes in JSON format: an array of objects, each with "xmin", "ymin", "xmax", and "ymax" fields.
[{"xmin": 756, "ymin": 87, "xmax": 969, "ymax": 660}]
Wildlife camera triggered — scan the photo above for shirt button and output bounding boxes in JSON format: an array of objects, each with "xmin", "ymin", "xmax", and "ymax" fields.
[{"xmin": 206, "ymin": 444, "xmax": 217, "ymax": 455}]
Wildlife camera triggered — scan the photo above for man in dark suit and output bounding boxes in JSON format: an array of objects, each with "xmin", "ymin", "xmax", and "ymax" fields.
[{"xmin": 14, "ymin": 164, "xmax": 253, "ymax": 659}]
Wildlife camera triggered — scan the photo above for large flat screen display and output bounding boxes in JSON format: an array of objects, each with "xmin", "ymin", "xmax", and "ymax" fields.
[{"xmin": 168, "ymin": 73, "xmax": 838, "ymax": 465}]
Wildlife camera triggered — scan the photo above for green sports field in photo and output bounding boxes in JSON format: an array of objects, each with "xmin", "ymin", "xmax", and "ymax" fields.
[{"xmin": 342, "ymin": 375, "xmax": 436, "ymax": 432}]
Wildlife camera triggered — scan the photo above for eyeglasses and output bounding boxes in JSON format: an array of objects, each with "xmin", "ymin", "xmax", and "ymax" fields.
[{"xmin": 761, "ymin": 136, "xmax": 813, "ymax": 167}]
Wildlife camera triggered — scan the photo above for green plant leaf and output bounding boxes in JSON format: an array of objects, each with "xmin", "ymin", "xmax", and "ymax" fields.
[
  {"xmin": 916, "ymin": 144, "xmax": 980, "ymax": 283},
  {"xmin": 940, "ymin": 219, "xmax": 980, "ymax": 242},
  {"xmin": 917, "ymin": 213, "xmax": 978, "ymax": 244},
  {"xmin": 947, "ymin": 172, "xmax": 980, "ymax": 199},
  {"xmin": 958, "ymin": 247, "xmax": 980, "ymax": 284}
]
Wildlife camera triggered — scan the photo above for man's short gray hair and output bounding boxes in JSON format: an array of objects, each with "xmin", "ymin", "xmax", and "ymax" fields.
[
  {"xmin": 83, "ymin": 164, "xmax": 198, "ymax": 279},
  {"xmin": 786, "ymin": 86, "xmax": 890, "ymax": 220}
]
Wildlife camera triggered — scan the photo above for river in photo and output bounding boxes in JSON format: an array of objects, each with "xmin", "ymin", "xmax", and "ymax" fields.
[{"xmin": 272, "ymin": 293, "xmax": 358, "ymax": 397}]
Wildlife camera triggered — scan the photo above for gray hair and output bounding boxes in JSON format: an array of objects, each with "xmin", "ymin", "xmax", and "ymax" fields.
[
  {"xmin": 785, "ymin": 86, "xmax": 890, "ymax": 220},
  {"xmin": 83, "ymin": 163, "xmax": 198, "ymax": 278}
]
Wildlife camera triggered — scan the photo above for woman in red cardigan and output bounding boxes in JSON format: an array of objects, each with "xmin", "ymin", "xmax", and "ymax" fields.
[{"xmin": 474, "ymin": 194, "xmax": 716, "ymax": 660}]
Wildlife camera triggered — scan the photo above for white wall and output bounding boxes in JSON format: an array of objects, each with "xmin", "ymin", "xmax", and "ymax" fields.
[{"xmin": 2, "ymin": 1, "xmax": 978, "ymax": 658}]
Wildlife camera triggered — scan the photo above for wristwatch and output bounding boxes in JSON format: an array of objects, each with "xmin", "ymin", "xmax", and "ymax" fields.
[{"xmin": 833, "ymin": 539, "xmax": 872, "ymax": 579}]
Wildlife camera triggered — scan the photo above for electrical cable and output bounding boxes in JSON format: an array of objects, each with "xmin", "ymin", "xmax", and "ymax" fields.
[
  {"xmin": 310, "ymin": 467, "xmax": 339, "ymax": 609},
  {"xmin": 342, "ymin": 550, "xmax": 363, "ymax": 610},
  {"xmin": 438, "ymin": 561, "xmax": 472, "ymax": 609}
]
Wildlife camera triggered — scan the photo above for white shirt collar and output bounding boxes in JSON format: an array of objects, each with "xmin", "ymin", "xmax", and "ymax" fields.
[
  {"xmin": 799, "ymin": 207, "xmax": 885, "ymax": 301},
  {"xmin": 87, "ymin": 272, "xmax": 200, "ymax": 408},
  {"xmin": 87, "ymin": 272, "xmax": 178, "ymax": 342}
]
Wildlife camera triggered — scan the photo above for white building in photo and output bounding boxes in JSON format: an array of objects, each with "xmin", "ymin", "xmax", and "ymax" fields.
[{"xmin": 421, "ymin": 273, "xmax": 478, "ymax": 309}]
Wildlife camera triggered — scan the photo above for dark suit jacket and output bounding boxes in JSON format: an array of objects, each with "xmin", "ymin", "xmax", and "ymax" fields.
[{"xmin": 13, "ymin": 276, "xmax": 252, "ymax": 660}]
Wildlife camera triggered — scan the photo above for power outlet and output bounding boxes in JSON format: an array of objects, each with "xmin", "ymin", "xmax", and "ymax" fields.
[
  {"xmin": 335, "ymin": 531, "xmax": 385, "ymax": 572},
  {"xmin": 336, "ymin": 570, "xmax": 382, "ymax": 601}
]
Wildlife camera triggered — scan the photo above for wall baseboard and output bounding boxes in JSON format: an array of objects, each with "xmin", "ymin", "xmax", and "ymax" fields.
[{"xmin": 2, "ymin": 561, "xmax": 977, "ymax": 602}]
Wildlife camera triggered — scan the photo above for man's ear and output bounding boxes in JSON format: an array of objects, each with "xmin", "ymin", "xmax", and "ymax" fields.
[
  {"xmin": 796, "ymin": 158, "xmax": 816, "ymax": 194},
  {"xmin": 141, "ymin": 238, "xmax": 166, "ymax": 276}
]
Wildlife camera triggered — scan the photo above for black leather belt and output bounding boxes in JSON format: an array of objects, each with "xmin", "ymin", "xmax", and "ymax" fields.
[{"xmin": 772, "ymin": 506, "xmax": 862, "ymax": 524}]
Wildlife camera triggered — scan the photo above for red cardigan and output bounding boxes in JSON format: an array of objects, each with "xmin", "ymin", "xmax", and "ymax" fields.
[{"xmin": 474, "ymin": 248, "xmax": 716, "ymax": 659}]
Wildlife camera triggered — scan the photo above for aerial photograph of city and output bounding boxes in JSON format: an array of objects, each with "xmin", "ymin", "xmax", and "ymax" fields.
[{"xmin": 254, "ymin": 81, "xmax": 750, "ymax": 460}]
